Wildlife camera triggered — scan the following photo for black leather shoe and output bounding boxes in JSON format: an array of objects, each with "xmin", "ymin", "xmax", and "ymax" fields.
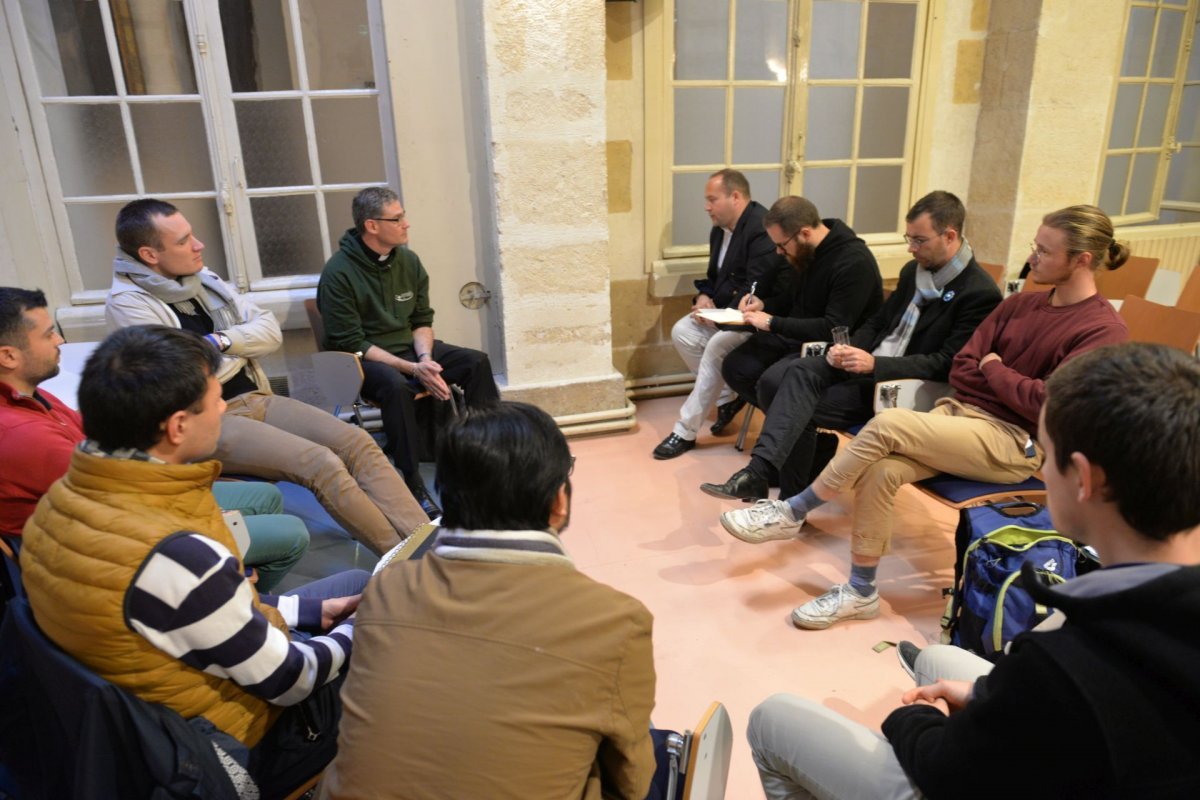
[
  {"xmin": 699, "ymin": 467, "xmax": 769, "ymax": 501},
  {"xmin": 408, "ymin": 479, "xmax": 442, "ymax": 520},
  {"xmin": 653, "ymin": 433, "xmax": 696, "ymax": 460},
  {"xmin": 710, "ymin": 397, "xmax": 747, "ymax": 435}
]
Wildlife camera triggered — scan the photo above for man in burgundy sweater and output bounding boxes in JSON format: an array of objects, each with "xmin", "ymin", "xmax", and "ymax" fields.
[{"xmin": 720, "ymin": 205, "xmax": 1129, "ymax": 631}]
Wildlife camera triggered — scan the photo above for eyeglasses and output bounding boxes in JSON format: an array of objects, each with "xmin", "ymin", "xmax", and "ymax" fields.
[
  {"xmin": 903, "ymin": 232, "xmax": 943, "ymax": 248},
  {"xmin": 372, "ymin": 214, "xmax": 406, "ymax": 224},
  {"xmin": 1029, "ymin": 241, "xmax": 1053, "ymax": 261},
  {"xmin": 774, "ymin": 230, "xmax": 802, "ymax": 254}
]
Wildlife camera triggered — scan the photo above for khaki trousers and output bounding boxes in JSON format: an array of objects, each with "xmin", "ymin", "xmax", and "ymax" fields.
[
  {"xmin": 816, "ymin": 401, "xmax": 1042, "ymax": 557},
  {"xmin": 217, "ymin": 392, "xmax": 428, "ymax": 555}
]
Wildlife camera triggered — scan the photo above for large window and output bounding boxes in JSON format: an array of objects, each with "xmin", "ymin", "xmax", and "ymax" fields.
[
  {"xmin": 647, "ymin": 0, "xmax": 928, "ymax": 259},
  {"xmin": 1099, "ymin": 0, "xmax": 1199, "ymax": 223},
  {"xmin": 7, "ymin": 0, "xmax": 397, "ymax": 302}
]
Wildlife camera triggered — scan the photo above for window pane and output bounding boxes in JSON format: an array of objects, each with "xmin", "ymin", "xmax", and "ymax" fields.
[
  {"xmin": 810, "ymin": 0, "xmax": 861, "ymax": 80},
  {"xmin": 864, "ymin": 2, "xmax": 916, "ymax": 79},
  {"xmin": 853, "ymin": 165, "xmax": 902, "ymax": 234},
  {"xmin": 674, "ymin": 88, "xmax": 726, "ymax": 165},
  {"xmin": 859, "ymin": 87, "xmax": 909, "ymax": 159},
  {"xmin": 1164, "ymin": 147, "xmax": 1200, "ymax": 202},
  {"xmin": 131, "ymin": 103, "xmax": 214, "ymax": 193},
  {"xmin": 299, "ymin": 1, "xmax": 375, "ymax": 89},
  {"xmin": 732, "ymin": 88, "xmax": 785, "ymax": 164},
  {"xmin": 1189, "ymin": 20, "xmax": 1200, "ymax": 81},
  {"xmin": 1126, "ymin": 152, "xmax": 1158, "ymax": 215},
  {"xmin": 1151, "ymin": 8, "xmax": 1185, "ymax": 79},
  {"xmin": 1098, "ymin": 154, "xmax": 1130, "ymax": 215},
  {"xmin": 802, "ymin": 166, "xmax": 850, "ymax": 221},
  {"xmin": 672, "ymin": 172, "xmax": 714, "ymax": 247},
  {"xmin": 735, "ymin": 0, "xmax": 789, "ymax": 81},
  {"xmin": 235, "ymin": 99, "xmax": 313, "ymax": 188},
  {"xmin": 323, "ymin": 190, "xmax": 362, "ymax": 252},
  {"xmin": 1137, "ymin": 83, "xmax": 1172, "ymax": 149},
  {"xmin": 251, "ymin": 195, "xmax": 325, "ymax": 277},
  {"xmin": 66, "ymin": 202, "xmax": 127, "ymax": 291},
  {"xmin": 45, "ymin": 104, "xmax": 134, "ymax": 197},
  {"xmin": 675, "ymin": 0, "xmax": 728, "ymax": 80},
  {"xmin": 1108, "ymin": 83, "xmax": 1142, "ymax": 149},
  {"xmin": 18, "ymin": 0, "xmax": 116, "ymax": 95},
  {"xmin": 1120, "ymin": 7, "xmax": 1155, "ymax": 77},
  {"xmin": 1177, "ymin": 85, "xmax": 1200, "ymax": 143},
  {"xmin": 121, "ymin": 1, "xmax": 197, "ymax": 95},
  {"xmin": 805, "ymin": 86, "xmax": 855, "ymax": 161},
  {"xmin": 313, "ymin": 97, "xmax": 385, "ymax": 184},
  {"xmin": 221, "ymin": 0, "xmax": 297, "ymax": 92},
  {"xmin": 744, "ymin": 170, "xmax": 781, "ymax": 210}
]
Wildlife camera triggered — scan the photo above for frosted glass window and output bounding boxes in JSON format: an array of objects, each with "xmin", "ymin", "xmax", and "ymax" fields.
[
  {"xmin": 235, "ymin": 100, "xmax": 312, "ymax": 188},
  {"xmin": 313, "ymin": 97, "xmax": 385, "ymax": 184},
  {"xmin": 1151, "ymin": 9, "xmax": 1186, "ymax": 79},
  {"xmin": 803, "ymin": 167, "xmax": 850, "ymax": 221},
  {"xmin": 864, "ymin": 2, "xmax": 916, "ymax": 79},
  {"xmin": 1164, "ymin": 148, "xmax": 1199, "ymax": 201},
  {"xmin": 1137, "ymin": 84, "xmax": 1173, "ymax": 148},
  {"xmin": 733, "ymin": 88, "xmax": 786, "ymax": 164},
  {"xmin": 251, "ymin": 195, "xmax": 325, "ymax": 277},
  {"xmin": 810, "ymin": 1, "xmax": 861, "ymax": 80},
  {"xmin": 744, "ymin": 170, "xmax": 782, "ymax": 209},
  {"xmin": 1126, "ymin": 153, "xmax": 1158, "ymax": 214},
  {"xmin": 675, "ymin": 0, "xmax": 728, "ymax": 80},
  {"xmin": 1108, "ymin": 84, "xmax": 1142, "ymax": 149},
  {"xmin": 324, "ymin": 190, "xmax": 362, "ymax": 250},
  {"xmin": 1098, "ymin": 155, "xmax": 1131, "ymax": 215},
  {"xmin": 853, "ymin": 165, "xmax": 903, "ymax": 234},
  {"xmin": 1189, "ymin": 21, "xmax": 1200, "ymax": 81},
  {"xmin": 675, "ymin": 88, "xmax": 726, "ymax": 165},
  {"xmin": 45, "ymin": 105, "xmax": 134, "ymax": 197},
  {"xmin": 131, "ymin": 103, "xmax": 214, "ymax": 194},
  {"xmin": 1121, "ymin": 8, "xmax": 1155, "ymax": 77},
  {"xmin": 300, "ymin": 1, "xmax": 375, "ymax": 90},
  {"xmin": 735, "ymin": 0, "xmax": 790, "ymax": 81},
  {"xmin": 672, "ymin": 172, "xmax": 717, "ymax": 247},
  {"xmin": 18, "ymin": 0, "xmax": 115, "ymax": 95},
  {"xmin": 859, "ymin": 87, "xmax": 909, "ymax": 159},
  {"xmin": 805, "ymin": 86, "xmax": 856, "ymax": 161},
  {"xmin": 67, "ymin": 202, "xmax": 129, "ymax": 291},
  {"xmin": 1177, "ymin": 85, "xmax": 1200, "ymax": 142}
]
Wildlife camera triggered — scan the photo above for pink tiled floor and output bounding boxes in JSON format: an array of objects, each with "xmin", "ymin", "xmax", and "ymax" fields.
[{"xmin": 563, "ymin": 396, "xmax": 961, "ymax": 798}]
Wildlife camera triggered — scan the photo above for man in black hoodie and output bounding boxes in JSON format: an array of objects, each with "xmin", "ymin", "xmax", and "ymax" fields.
[
  {"xmin": 701, "ymin": 191, "xmax": 1000, "ymax": 501},
  {"xmin": 745, "ymin": 342, "xmax": 1200, "ymax": 799},
  {"xmin": 719, "ymin": 196, "xmax": 883, "ymax": 430}
]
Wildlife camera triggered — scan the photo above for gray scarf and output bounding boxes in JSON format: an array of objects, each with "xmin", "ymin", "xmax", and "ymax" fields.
[
  {"xmin": 113, "ymin": 250, "xmax": 240, "ymax": 332},
  {"xmin": 874, "ymin": 240, "xmax": 973, "ymax": 358}
]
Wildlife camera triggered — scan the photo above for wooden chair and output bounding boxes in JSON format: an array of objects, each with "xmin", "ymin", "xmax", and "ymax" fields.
[
  {"xmin": 1094, "ymin": 254, "xmax": 1158, "ymax": 302},
  {"xmin": 1119, "ymin": 294, "xmax": 1200, "ymax": 353},
  {"xmin": 677, "ymin": 702, "xmax": 734, "ymax": 800},
  {"xmin": 977, "ymin": 261, "xmax": 1006, "ymax": 288},
  {"xmin": 1177, "ymin": 266, "xmax": 1200, "ymax": 313}
]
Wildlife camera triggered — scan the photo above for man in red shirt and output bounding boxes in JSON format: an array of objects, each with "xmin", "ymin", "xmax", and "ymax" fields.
[{"xmin": 721, "ymin": 205, "xmax": 1130, "ymax": 630}]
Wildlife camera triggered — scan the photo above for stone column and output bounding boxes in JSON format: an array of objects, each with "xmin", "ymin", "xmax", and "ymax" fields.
[
  {"xmin": 968, "ymin": 0, "xmax": 1128, "ymax": 275},
  {"xmin": 479, "ymin": 0, "xmax": 629, "ymax": 427}
]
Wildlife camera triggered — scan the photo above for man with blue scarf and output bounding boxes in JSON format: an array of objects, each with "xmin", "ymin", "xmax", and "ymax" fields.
[{"xmin": 702, "ymin": 191, "xmax": 1001, "ymax": 502}]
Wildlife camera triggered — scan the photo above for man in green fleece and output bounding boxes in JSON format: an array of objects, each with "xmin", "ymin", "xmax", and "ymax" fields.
[{"xmin": 317, "ymin": 188, "xmax": 500, "ymax": 516}]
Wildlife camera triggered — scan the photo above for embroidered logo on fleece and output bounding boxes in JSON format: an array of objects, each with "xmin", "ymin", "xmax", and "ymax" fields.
[{"xmin": 396, "ymin": 292, "xmax": 414, "ymax": 302}]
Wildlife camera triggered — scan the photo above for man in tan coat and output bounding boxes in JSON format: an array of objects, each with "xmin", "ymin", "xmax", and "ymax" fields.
[{"xmin": 323, "ymin": 402, "xmax": 658, "ymax": 800}]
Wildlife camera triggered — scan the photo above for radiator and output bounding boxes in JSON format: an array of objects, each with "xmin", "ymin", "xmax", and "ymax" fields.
[{"xmin": 1117, "ymin": 223, "xmax": 1200, "ymax": 274}]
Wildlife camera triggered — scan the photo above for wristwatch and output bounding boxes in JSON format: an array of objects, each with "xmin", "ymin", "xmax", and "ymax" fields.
[{"xmin": 214, "ymin": 332, "xmax": 232, "ymax": 352}]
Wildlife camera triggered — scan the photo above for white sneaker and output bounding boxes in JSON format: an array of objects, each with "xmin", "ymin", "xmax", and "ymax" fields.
[
  {"xmin": 720, "ymin": 500, "xmax": 805, "ymax": 544},
  {"xmin": 791, "ymin": 583, "xmax": 880, "ymax": 630}
]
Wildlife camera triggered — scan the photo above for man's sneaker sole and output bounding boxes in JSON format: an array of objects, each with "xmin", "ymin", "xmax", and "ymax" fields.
[{"xmin": 719, "ymin": 512, "xmax": 803, "ymax": 544}]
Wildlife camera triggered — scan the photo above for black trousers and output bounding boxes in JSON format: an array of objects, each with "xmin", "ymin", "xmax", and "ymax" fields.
[{"xmin": 361, "ymin": 341, "xmax": 500, "ymax": 480}]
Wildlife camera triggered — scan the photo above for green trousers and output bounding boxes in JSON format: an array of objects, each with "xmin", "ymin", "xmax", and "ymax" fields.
[{"xmin": 212, "ymin": 481, "xmax": 310, "ymax": 593}]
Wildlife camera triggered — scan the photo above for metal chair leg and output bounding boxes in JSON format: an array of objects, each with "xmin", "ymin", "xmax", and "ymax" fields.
[{"xmin": 734, "ymin": 405, "xmax": 755, "ymax": 452}]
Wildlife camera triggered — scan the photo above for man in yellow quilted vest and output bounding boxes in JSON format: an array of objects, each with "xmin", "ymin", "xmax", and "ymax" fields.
[{"xmin": 20, "ymin": 324, "xmax": 369, "ymax": 798}]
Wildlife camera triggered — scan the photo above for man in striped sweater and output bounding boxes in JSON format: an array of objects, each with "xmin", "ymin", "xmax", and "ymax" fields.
[{"xmin": 21, "ymin": 325, "xmax": 369, "ymax": 798}]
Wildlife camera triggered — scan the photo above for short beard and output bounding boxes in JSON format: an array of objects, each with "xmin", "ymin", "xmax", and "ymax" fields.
[{"xmin": 788, "ymin": 242, "xmax": 816, "ymax": 273}]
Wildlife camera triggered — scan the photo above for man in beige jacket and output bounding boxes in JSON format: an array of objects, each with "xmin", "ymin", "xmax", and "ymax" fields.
[{"xmin": 323, "ymin": 402, "xmax": 658, "ymax": 800}]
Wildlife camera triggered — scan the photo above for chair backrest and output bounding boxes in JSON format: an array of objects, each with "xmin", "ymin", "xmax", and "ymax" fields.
[
  {"xmin": 0, "ymin": 598, "xmax": 240, "ymax": 799},
  {"xmin": 1094, "ymin": 254, "xmax": 1158, "ymax": 301},
  {"xmin": 1119, "ymin": 294, "xmax": 1200, "ymax": 353},
  {"xmin": 304, "ymin": 297, "xmax": 327, "ymax": 351},
  {"xmin": 977, "ymin": 261, "xmax": 1005, "ymax": 287},
  {"xmin": 1177, "ymin": 266, "xmax": 1200, "ymax": 313}
]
